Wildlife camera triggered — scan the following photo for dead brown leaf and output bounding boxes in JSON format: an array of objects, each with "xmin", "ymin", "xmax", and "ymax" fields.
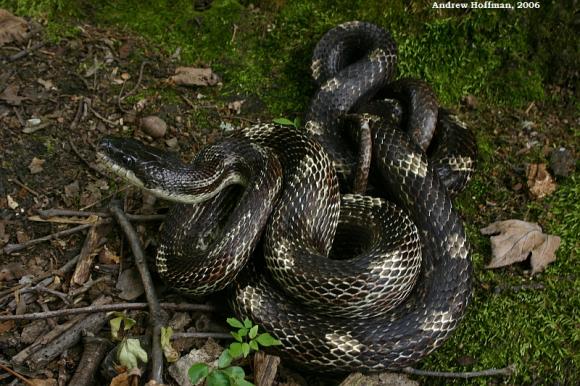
[
  {"xmin": 0, "ymin": 320, "xmax": 15, "ymax": 334},
  {"xmin": 480, "ymin": 220, "xmax": 561, "ymax": 274},
  {"xmin": 171, "ymin": 67, "xmax": 221, "ymax": 86},
  {"xmin": 109, "ymin": 372, "xmax": 130, "ymax": 386},
  {"xmin": 29, "ymin": 379, "xmax": 57, "ymax": 386},
  {"xmin": 0, "ymin": 9, "xmax": 29, "ymax": 46},
  {"xmin": 28, "ymin": 157, "xmax": 45, "ymax": 174},
  {"xmin": 527, "ymin": 163, "xmax": 556, "ymax": 198},
  {"xmin": 0, "ymin": 84, "xmax": 26, "ymax": 105}
]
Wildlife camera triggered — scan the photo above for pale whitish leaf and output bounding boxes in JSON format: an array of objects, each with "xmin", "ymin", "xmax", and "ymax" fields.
[
  {"xmin": 117, "ymin": 338, "xmax": 148, "ymax": 369},
  {"xmin": 481, "ymin": 219, "xmax": 561, "ymax": 274}
]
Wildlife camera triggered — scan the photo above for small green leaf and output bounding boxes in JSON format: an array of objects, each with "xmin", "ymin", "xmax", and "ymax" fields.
[
  {"xmin": 188, "ymin": 363, "xmax": 209, "ymax": 385},
  {"xmin": 249, "ymin": 340, "xmax": 259, "ymax": 351},
  {"xmin": 238, "ymin": 328, "xmax": 249, "ymax": 337},
  {"xmin": 226, "ymin": 317, "xmax": 244, "ymax": 329},
  {"xmin": 223, "ymin": 366, "xmax": 245, "ymax": 380},
  {"xmin": 293, "ymin": 117, "xmax": 301, "ymax": 128},
  {"xmin": 234, "ymin": 379, "xmax": 255, "ymax": 386},
  {"xmin": 248, "ymin": 325, "xmax": 258, "ymax": 339},
  {"xmin": 218, "ymin": 350, "xmax": 232, "ymax": 369},
  {"xmin": 207, "ymin": 370, "xmax": 229, "ymax": 386},
  {"xmin": 229, "ymin": 342, "xmax": 243, "ymax": 358},
  {"xmin": 241, "ymin": 342, "xmax": 250, "ymax": 358},
  {"xmin": 255, "ymin": 333, "xmax": 282, "ymax": 347},
  {"xmin": 243, "ymin": 318, "xmax": 253, "ymax": 329},
  {"xmin": 231, "ymin": 331, "xmax": 243, "ymax": 342},
  {"xmin": 273, "ymin": 118, "xmax": 294, "ymax": 126}
]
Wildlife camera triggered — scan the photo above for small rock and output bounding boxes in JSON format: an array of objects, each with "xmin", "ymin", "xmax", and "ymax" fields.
[
  {"xmin": 165, "ymin": 137, "xmax": 178, "ymax": 148},
  {"xmin": 339, "ymin": 372, "xmax": 419, "ymax": 386},
  {"xmin": 116, "ymin": 268, "xmax": 144, "ymax": 300},
  {"xmin": 141, "ymin": 116, "xmax": 167, "ymax": 138},
  {"xmin": 169, "ymin": 312, "xmax": 192, "ymax": 331},
  {"xmin": 461, "ymin": 94, "xmax": 478, "ymax": 109},
  {"xmin": 168, "ymin": 339, "xmax": 223, "ymax": 386},
  {"xmin": 550, "ymin": 147, "xmax": 576, "ymax": 177}
]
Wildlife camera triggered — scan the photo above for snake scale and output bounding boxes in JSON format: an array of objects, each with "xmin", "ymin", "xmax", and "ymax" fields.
[{"xmin": 98, "ymin": 21, "xmax": 476, "ymax": 372}]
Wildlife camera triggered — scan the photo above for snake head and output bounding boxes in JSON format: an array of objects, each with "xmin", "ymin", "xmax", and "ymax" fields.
[{"xmin": 97, "ymin": 137, "xmax": 181, "ymax": 190}]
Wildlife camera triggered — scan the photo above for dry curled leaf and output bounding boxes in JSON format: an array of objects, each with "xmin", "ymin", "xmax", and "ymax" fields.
[
  {"xmin": 481, "ymin": 220, "xmax": 561, "ymax": 274},
  {"xmin": 0, "ymin": 9, "xmax": 29, "ymax": 46},
  {"xmin": 0, "ymin": 84, "xmax": 26, "ymax": 105},
  {"xmin": 28, "ymin": 157, "xmax": 45, "ymax": 174},
  {"xmin": 526, "ymin": 163, "xmax": 556, "ymax": 198},
  {"xmin": 170, "ymin": 67, "xmax": 220, "ymax": 86}
]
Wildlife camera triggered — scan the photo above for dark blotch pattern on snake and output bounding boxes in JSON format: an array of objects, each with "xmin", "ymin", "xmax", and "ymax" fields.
[{"xmin": 97, "ymin": 21, "xmax": 476, "ymax": 372}]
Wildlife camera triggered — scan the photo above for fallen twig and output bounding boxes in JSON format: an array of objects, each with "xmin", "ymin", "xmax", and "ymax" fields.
[
  {"xmin": 110, "ymin": 201, "xmax": 164, "ymax": 383},
  {"xmin": 69, "ymin": 137, "xmax": 109, "ymax": 178},
  {"xmin": 0, "ymin": 302, "xmax": 216, "ymax": 321},
  {"xmin": 2, "ymin": 222, "xmax": 102, "ymax": 255},
  {"xmin": 38, "ymin": 208, "xmax": 165, "ymax": 222},
  {"xmin": 10, "ymin": 177, "xmax": 41, "ymax": 197},
  {"xmin": 69, "ymin": 98, "xmax": 84, "ymax": 131},
  {"xmin": 402, "ymin": 365, "xmax": 515, "ymax": 379},
  {"xmin": 0, "ymin": 363, "xmax": 34, "ymax": 386},
  {"xmin": 24, "ymin": 297, "xmax": 112, "ymax": 370},
  {"xmin": 119, "ymin": 61, "xmax": 148, "ymax": 101},
  {"xmin": 68, "ymin": 336, "xmax": 113, "ymax": 386},
  {"xmin": 86, "ymin": 98, "xmax": 118, "ymax": 126},
  {"xmin": 8, "ymin": 41, "xmax": 46, "ymax": 62},
  {"xmin": 172, "ymin": 332, "xmax": 233, "ymax": 340}
]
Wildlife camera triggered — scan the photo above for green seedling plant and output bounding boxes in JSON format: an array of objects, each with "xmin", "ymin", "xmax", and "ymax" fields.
[
  {"xmin": 188, "ymin": 317, "xmax": 282, "ymax": 386},
  {"xmin": 273, "ymin": 117, "xmax": 301, "ymax": 129}
]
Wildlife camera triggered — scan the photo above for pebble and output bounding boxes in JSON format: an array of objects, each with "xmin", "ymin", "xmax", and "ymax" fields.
[
  {"xmin": 141, "ymin": 115, "xmax": 167, "ymax": 138},
  {"xmin": 550, "ymin": 147, "xmax": 576, "ymax": 177}
]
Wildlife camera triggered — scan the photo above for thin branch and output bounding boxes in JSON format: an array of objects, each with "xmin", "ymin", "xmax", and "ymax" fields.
[
  {"xmin": 0, "ymin": 302, "xmax": 216, "ymax": 321},
  {"xmin": 119, "ymin": 61, "xmax": 148, "ymax": 101},
  {"xmin": 172, "ymin": 332, "xmax": 232, "ymax": 340},
  {"xmin": 8, "ymin": 41, "xmax": 46, "ymax": 62},
  {"xmin": 109, "ymin": 201, "xmax": 164, "ymax": 384},
  {"xmin": 38, "ymin": 208, "xmax": 165, "ymax": 222},
  {"xmin": 86, "ymin": 98, "xmax": 118, "ymax": 126},
  {"xmin": 0, "ymin": 363, "xmax": 34, "ymax": 386},
  {"xmin": 402, "ymin": 365, "xmax": 515, "ymax": 379},
  {"xmin": 10, "ymin": 178, "xmax": 41, "ymax": 197},
  {"xmin": 2, "ymin": 223, "xmax": 100, "ymax": 255},
  {"xmin": 69, "ymin": 137, "xmax": 109, "ymax": 178}
]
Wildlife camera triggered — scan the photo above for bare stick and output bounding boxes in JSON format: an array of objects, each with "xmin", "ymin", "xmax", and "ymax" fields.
[
  {"xmin": 24, "ymin": 298, "xmax": 112, "ymax": 370},
  {"xmin": 68, "ymin": 336, "xmax": 112, "ymax": 386},
  {"xmin": 401, "ymin": 365, "xmax": 515, "ymax": 379},
  {"xmin": 10, "ymin": 178, "xmax": 41, "ymax": 197},
  {"xmin": 86, "ymin": 98, "xmax": 118, "ymax": 126},
  {"xmin": 119, "ymin": 61, "xmax": 148, "ymax": 101},
  {"xmin": 172, "ymin": 332, "xmax": 233, "ymax": 340},
  {"xmin": 69, "ymin": 137, "xmax": 109, "ymax": 178},
  {"xmin": 71, "ymin": 225, "xmax": 102, "ymax": 285},
  {"xmin": 38, "ymin": 208, "xmax": 165, "ymax": 222},
  {"xmin": 2, "ymin": 223, "xmax": 96, "ymax": 254},
  {"xmin": 109, "ymin": 201, "xmax": 164, "ymax": 383},
  {"xmin": 0, "ymin": 363, "xmax": 34, "ymax": 386},
  {"xmin": 8, "ymin": 41, "xmax": 46, "ymax": 62},
  {"xmin": 69, "ymin": 98, "xmax": 84, "ymax": 131},
  {"xmin": 0, "ymin": 302, "xmax": 216, "ymax": 321}
]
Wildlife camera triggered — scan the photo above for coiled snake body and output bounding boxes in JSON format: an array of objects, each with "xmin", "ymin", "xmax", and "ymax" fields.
[{"xmin": 98, "ymin": 21, "xmax": 476, "ymax": 371}]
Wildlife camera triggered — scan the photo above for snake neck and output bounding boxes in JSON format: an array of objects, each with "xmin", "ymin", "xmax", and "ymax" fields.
[{"xmin": 97, "ymin": 136, "xmax": 265, "ymax": 204}]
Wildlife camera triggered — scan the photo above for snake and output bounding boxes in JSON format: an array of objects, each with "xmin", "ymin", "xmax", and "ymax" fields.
[{"xmin": 97, "ymin": 21, "xmax": 476, "ymax": 372}]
